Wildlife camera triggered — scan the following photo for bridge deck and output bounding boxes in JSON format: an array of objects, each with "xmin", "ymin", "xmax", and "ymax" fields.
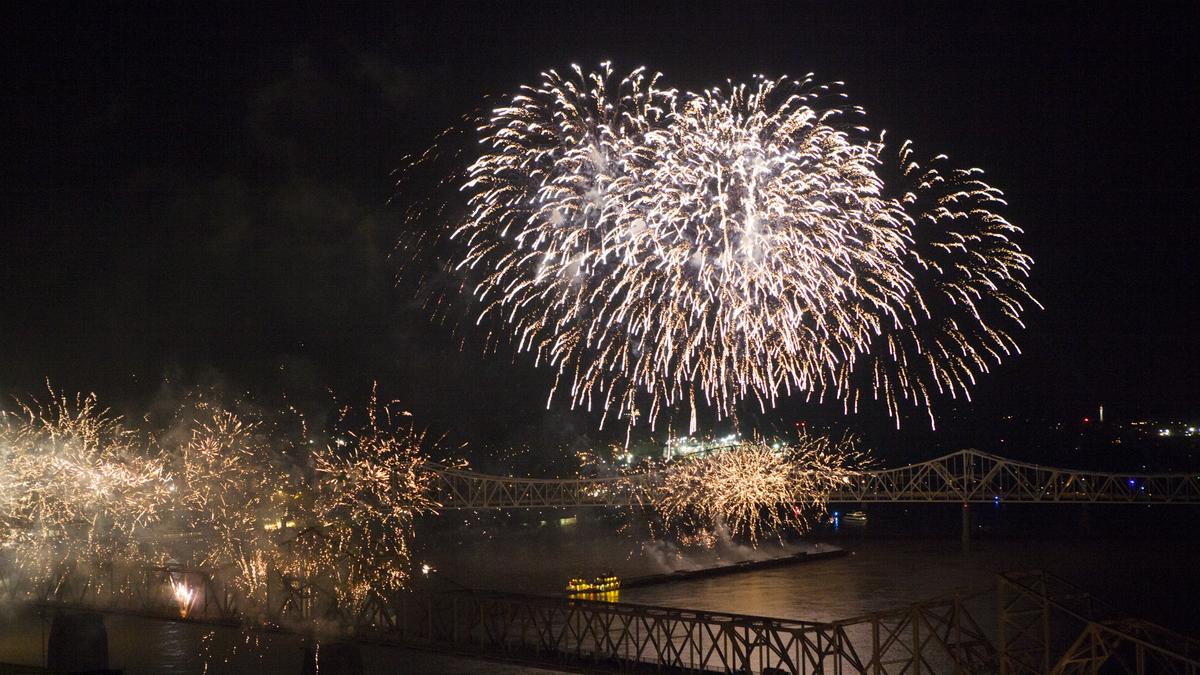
[{"xmin": 426, "ymin": 448, "xmax": 1200, "ymax": 509}]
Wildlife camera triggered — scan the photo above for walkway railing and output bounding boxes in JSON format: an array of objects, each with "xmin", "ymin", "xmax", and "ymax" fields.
[
  {"xmin": 389, "ymin": 587, "xmax": 995, "ymax": 674},
  {"xmin": 11, "ymin": 559, "xmax": 1198, "ymax": 674},
  {"xmin": 998, "ymin": 570, "xmax": 1200, "ymax": 674}
]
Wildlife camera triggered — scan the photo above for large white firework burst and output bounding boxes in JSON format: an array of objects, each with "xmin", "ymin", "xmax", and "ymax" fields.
[{"xmin": 413, "ymin": 63, "xmax": 1037, "ymax": 431}]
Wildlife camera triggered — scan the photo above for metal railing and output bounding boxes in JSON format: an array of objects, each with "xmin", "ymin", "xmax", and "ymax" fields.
[
  {"xmin": 998, "ymin": 570, "xmax": 1200, "ymax": 675},
  {"xmin": 10, "ymin": 559, "xmax": 1198, "ymax": 674},
  {"xmin": 389, "ymin": 587, "xmax": 995, "ymax": 674}
]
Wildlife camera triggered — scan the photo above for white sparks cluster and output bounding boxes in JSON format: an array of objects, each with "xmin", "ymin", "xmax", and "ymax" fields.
[
  {"xmin": 312, "ymin": 396, "xmax": 437, "ymax": 609},
  {"xmin": 0, "ymin": 392, "xmax": 170, "ymax": 581},
  {"xmin": 427, "ymin": 63, "xmax": 1036, "ymax": 430},
  {"xmin": 0, "ymin": 387, "xmax": 435, "ymax": 629},
  {"xmin": 643, "ymin": 434, "xmax": 864, "ymax": 545}
]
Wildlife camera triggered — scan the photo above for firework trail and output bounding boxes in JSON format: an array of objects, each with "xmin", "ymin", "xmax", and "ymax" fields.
[{"xmin": 399, "ymin": 63, "xmax": 1037, "ymax": 431}]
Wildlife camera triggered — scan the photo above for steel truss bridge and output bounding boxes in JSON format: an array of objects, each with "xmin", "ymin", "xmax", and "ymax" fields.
[
  {"xmin": 4, "ymin": 561, "xmax": 1197, "ymax": 675},
  {"xmin": 425, "ymin": 448, "xmax": 1200, "ymax": 510}
]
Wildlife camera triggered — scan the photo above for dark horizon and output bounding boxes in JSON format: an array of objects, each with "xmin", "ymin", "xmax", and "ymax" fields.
[{"xmin": 3, "ymin": 3, "xmax": 1198, "ymax": 456}]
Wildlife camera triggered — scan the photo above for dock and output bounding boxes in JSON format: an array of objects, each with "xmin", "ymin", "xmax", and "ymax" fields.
[{"xmin": 619, "ymin": 547, "xmax": 847, "ymax": 590}]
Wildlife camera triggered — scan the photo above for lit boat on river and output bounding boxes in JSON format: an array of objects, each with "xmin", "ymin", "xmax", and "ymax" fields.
[{"xmin": 566, "ymin": 572, "xmax": 621, "ymax": 595}]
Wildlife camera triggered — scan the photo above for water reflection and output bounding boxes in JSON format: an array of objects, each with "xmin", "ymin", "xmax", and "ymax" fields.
[{"xmin": 1, "ymin": 528, "xmax": 1197, "ymax": 673}]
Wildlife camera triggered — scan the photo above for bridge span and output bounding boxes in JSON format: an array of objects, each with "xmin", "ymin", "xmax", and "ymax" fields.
[{"xmin": 425, "ymin": 448, "xmax": 1200, "ymax": 510}]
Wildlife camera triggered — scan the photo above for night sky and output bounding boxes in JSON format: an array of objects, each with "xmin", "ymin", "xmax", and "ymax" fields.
[{"xmin": 3, "ymin": 3, "xmax": 1198, "ymax": 457}]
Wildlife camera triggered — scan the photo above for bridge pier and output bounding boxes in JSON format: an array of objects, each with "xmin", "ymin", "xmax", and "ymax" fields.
[
  {"xmin": 300, "ymin": 641, "xmax": 363, "ymax": 675},
  {"xmin": 961, "ymin": 502, "xmax": 971, "ymax": 553},
  {"xmin": 46, "ymin": 610, "xmax": 109, "ymax": 673}
]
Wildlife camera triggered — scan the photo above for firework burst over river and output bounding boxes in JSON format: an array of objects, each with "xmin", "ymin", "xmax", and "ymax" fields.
[{"xmin": 399, "ymin": 63, "xmax": 1038, "ymax": 433}]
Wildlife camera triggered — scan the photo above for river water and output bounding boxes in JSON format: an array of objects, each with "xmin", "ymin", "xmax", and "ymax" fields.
[{"xmin": 1, "ymin": 505, "xmax": 1197, "ymax": 673}]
